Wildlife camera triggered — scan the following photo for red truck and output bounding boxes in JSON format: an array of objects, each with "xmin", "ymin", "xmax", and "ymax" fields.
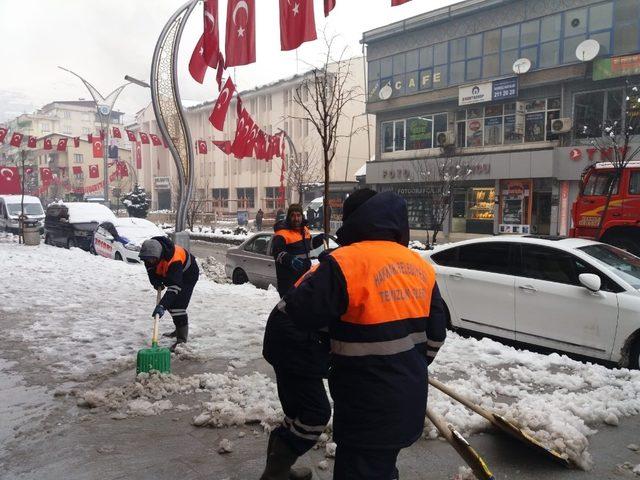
[{"xmin": 571, "ymin": 161, "xmax": 640, "ymax": 256}]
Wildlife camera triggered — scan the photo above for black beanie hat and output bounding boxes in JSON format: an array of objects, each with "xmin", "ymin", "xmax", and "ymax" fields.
[
  {"xmin": 342, "ymin": 188, "xmax": 377, "ymax": 221},
  {"xmin": 287, "ymin": 203, "xmax": 303, "ymax": 221}
]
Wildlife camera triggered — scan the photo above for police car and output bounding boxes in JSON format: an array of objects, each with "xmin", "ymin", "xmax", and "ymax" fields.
[{"xmin": 93, "ymin": 217, "xmax": 166, "ymax": 263}]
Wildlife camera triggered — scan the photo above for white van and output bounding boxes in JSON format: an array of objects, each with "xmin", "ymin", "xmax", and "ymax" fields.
[{"xmin": 0, "ymin": 195, "xmax": 45, "ymax": 233}]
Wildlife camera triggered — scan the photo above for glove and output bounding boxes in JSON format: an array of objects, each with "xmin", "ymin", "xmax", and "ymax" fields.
[
  {"xmin": 152, "ymin": 305, "xmax": 166, "ymax": 318},
  {"xmin": 290, "ymin": 257, "xmax": 305, "ymax": 272}
]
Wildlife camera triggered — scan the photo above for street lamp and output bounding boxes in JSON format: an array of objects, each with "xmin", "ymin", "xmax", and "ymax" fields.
[
  {"xmin": 59, "ymin": 66, "xmax": 134, "ymax": 206},
  {"xmin": 124, "ymin": 75, "xmax": 150, "ymax": 89}
]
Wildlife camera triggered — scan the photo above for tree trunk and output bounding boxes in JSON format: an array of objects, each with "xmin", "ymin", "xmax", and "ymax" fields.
[
  {"xmin": 324, "ymin": 150, "xmax": 330, "ymax": 235},
  {"xmin": 595, "ymin": 169, "xmax": 620, "ymax": 240}
]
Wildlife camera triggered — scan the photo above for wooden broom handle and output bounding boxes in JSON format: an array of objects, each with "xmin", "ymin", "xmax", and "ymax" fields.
[{"xmin": 429, "ymin": 377, "xmax": 493, "ymax": 422}]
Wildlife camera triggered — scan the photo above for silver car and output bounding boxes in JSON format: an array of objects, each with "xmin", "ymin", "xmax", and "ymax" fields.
[{"xmin": 225, "ymin": 232, "xmax": 337, "ymax": 288}]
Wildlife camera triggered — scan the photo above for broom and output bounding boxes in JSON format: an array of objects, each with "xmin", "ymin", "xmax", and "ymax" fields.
[{"xmin": 136, "ymin": 288, "xmax": 171, "ymax": 374}]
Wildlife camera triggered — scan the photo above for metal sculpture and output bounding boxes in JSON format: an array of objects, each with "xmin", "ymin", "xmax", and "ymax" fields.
[{"xmin": 150, "ymin": 0, "xmax": 199, "ymax": 232}]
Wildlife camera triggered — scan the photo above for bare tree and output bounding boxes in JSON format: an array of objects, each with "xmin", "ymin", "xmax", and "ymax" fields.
[
  {"xmin": 185, "ymin": 180, "xmax": 211, "ymax": 231},
  {"xmin": 286, "ymin": 142, "xmax": 322, "ymax": 204},
  {"xmin": 578, "ymin": 81, "xmax": 640, "ymax": 240},
  {"xmin": 292, "ymin": 34, "xmax": 364, "ymax": 234},
  {"xmin": 414, "ymin": 148, "xmax": 477, "ymax": 246}
]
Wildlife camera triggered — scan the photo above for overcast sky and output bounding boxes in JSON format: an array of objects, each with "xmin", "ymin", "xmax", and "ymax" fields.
[{"xmin": 0, "ymin": 0, "xmax": 459, "ymax": 123}]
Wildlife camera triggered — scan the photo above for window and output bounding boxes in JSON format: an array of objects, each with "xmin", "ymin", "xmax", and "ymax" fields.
[
  {"xmin": 236, "ymin": 187, "xmax": 255, "ymax": 209},
  {"xmin": 501, "ymin": 25, "xmax": 519, "ymax": 51},
  {"xmin": 540, "ymin": 14, "xmax": 561, "ymax": 42},
  {"xmin": 450, "ymin": 61, "xmax": 465, "ymax": 85},
  {"xmin": 520, "ymin": 20, "xmax": 539, "ymax": 46},
  {"xmin": 382, "ymin": 122, "xmax": 394, "ymax": 153},
  {"xmin": 540, "ymin": 41, "xmax": 559, "ymax": 68},
  {"xmin": 212, "ymin": 188, "xmax": 229, "ymax": 207},
  {"xmin": 64, "ymin": 111, "xmax": 71, "ymax": 119},
  {"xmin": 419, "ymin": 46, "xmax": 433, "ymax": 68},
  {"xmin": 303, "ymin": 119, "xmax": 309, "ymax": 137},
  {"xmin": 574, "ymin": 90, "xmax": 624, "ymax": 139},
  {"xmin": 456, "ymin": 243, "xmax": 511, "ymax": 274},
  {"xmin": 466, "ymin": 59, "xmax": 482, "ymax": 81},
  {"xmin": 564, "ymin": 8, "xmax": 587, "ymax": 36},
  {"xmin": 74, "ymin": 154, "xmax": 83, "ymax": 163},
  {"xmin": 244, "ymin": 234, "xmax": 271, "ymax": 255},
  {"xmin": 384, "ymin": 114, "xmax": 447, "ymax": 152},
  {"xmin": 431, "ymin": 247, "xmax": 458, "ymax": 266},
  {"xmin": 41, "ymin": 122, "xmax": 50, "ymax": 133},
  {"xmin": 433, "ymin": 43, "xmax": 448, "ymax": 65},
  {"xmin": 63, "ymin": 125, "xmax": 72, "ymax": 135},
  {"xmin": 483, "ymin": 29, "xmax": 500, "ymax": 54},
  {"xmin": 589, "ymin": 3, "xmax": 613, "ymax": 32},
  {"xmin": 583, "ymin": 171, "xmax": 619, "ymax": 196},
  {"xmin": 267, "ymin": 94, "xmax": 272, "ymax": 111},
  {"xmin": 483, "ymin": 54, "xmax": 499, "ymax": 78},
  {"xmin": 265, "ymin": 186, "xmax": 279, "ymax": 209},
  {"xmin": 614, "ymin": 0, "xmax": 639, "ymax": 55},
  {"xmin": 283, "ymin": 90, "xmax": 289, "ymax": 108},
  {"xmin": 406, "ymin": 117, "xmax": 433, "ymax": 150},
  {"xmin": 450, "ymin": 38, "xmax": 466, "ymax": 62},
  {"xmin": 466, "ymin": 34, "xmax": 482, "ymax": 59},
  {"xmin": 630, "ymin": 172, "xmax": 640, "ymax": 195},
  {"xmin": 394, "ymin": 120, "xmax": 405, "ymax": 151},
  {"xmin": 406, "ymin": 50, "xmax": 419, "ymax": 72}
]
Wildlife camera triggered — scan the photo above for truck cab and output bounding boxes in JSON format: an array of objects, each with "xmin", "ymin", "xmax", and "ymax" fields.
[
  {"xmin": 571, "ymin": 161, "xmax": 640, "ymax": 256},
  {"xmin": 0, "ymin": 195, "xmax": 45, "ymax": 233}
]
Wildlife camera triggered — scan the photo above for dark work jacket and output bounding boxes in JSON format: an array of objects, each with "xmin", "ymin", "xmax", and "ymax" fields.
[
  {"xmin": 283, "ymin": 192, "xmax": 447, "ymax": 450},
  {"xmin": 145, "ymin": 236, "xmax": 199, "ymax": 309},
  {"xmin": 272, "ymin": 222, "xmax": 312, "ymax": 297}
]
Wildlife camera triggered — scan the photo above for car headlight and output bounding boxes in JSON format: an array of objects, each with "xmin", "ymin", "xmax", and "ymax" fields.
[{"xmin": 125, "ymin": 243, "xmax": 141, "ymax": 252}]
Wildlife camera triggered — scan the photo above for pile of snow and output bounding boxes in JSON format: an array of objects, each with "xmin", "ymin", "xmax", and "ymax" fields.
[
  {"xmin": 65, "ymin": 202, "xmax": 117, "ymax": 224},
  {"xmin": 200, "ymin": 256, "xmax": 231, "ymax": 284},
  {"xmin": 409, "ymin": 240, "xmax": 429, "ymax": 251}
]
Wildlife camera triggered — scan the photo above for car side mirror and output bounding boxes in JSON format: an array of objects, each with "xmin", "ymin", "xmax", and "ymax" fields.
[{"xmin": 579, "ymin": 273, "xmax": 601, "ymax": 292}]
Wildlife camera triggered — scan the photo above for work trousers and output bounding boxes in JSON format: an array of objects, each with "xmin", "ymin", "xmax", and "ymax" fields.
[
  {"xmin": 333, "ymin": 445, "xmax": 400, "ymax": 480},
  {"xmin": 168, "ymin": 281, "xmax": 196, "ymax": 328},
  {"xmin": 272, "ymin": 368, "xmax": 331, "ymax": 457}
]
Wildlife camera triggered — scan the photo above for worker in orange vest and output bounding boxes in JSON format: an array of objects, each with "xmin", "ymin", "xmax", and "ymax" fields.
[
  {"xmin": 272, "ymin": 204, "xmax": 312, "ymax": 297},
  {"xmin": 139, "ymin": 236, "xmax": 200, "ymax": 352},
  {"xmin": 281, "ymin": 189, "xmax": 447, "ymax": 480}
]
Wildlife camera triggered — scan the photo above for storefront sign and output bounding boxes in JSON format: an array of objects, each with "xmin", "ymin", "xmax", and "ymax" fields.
[
  {"xmin": 459, "ymin": 82, "xmax": 492, "ymax": 106},
  {"xmin": 492, "ymin": 77, "xmax": 518, "ymax": 101},
  {"xmin": 569, "ymin": 148, "xmax": 582, "ymax": 161},
  {"xmin": 593, "ymin": 53, "xmax": 640, "ymax": 81},
  {"xmin": 459, "ymin": 77, "xmax": 518, "ymax": 106},
  {"xmin": 154, "ymin": 176, "xmax": 170, "ymax": 189},
  {"xmin": 382, "ymin": 168, "xmax": 412, "ymax": 180},
  {"xmin": 499, "ymin": 224, "xmax": 531, "ymax": 234}
]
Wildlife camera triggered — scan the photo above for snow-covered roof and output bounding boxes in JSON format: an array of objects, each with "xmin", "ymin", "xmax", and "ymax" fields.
[{"xmin": 64, "ymin": 202, "xmax": 117, "ymax": 224}]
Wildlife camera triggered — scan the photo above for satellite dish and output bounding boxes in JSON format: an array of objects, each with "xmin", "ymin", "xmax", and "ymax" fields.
[
  {"xmin": 379, "ymin": 84, "xmax": 393, "ymax": 100},
  {"xmin": 575, "ymin": 39, "xmax": 600, "ymax": 62},
  {"xmin": 512, "ymin": 58, "xmax": 532, "ymax": 74}
]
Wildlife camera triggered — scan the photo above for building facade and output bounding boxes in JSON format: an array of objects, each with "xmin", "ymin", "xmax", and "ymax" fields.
[
  {"xmin": 363, "ymin": 0, "xmax": 640, "ymax": 237},
  {"xmin": 135, "ymin": 57, "xmax": 373, "ymax": 219}
]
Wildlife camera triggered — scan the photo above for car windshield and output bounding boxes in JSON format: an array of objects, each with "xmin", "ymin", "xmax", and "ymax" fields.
[
  {"xmin": 116, "ymin": 225, "xmax": 163, "ymax": 243},
  {"xmin": 7, "ymin": 203, "xmax": 44, "ymax": 215},
  {"xmin": 579, "ymin": 244, "xmax": 640, "ymax": 289}
]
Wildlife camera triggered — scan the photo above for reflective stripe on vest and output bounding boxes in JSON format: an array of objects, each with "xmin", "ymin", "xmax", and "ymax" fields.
[
  {"xmin": 155, "ymin": 245, "xmax": 188, "ymax": 277},
  {"xmin": 331, "ymin": 331, "xmax": 427, "ymax": 357},
  {"xmin": 294, "ymin": 263, "xmax": 319, "ymax": 288},
  {"xmin": 330, "ymin": 240, "xmax": 436, "ymax": 325}
]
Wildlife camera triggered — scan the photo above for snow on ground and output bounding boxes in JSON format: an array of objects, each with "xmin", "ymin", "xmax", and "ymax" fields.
[
  {"xmin": 200, "ymin": 256, "xmax": 232, "ymax": 284},
  {"xmin": 159, "ymin": 223, "xmax": 250, "ymax": 243},
  {"xmin": 2, "ymin": 238, "xmax": 640, "ymax": 470}
]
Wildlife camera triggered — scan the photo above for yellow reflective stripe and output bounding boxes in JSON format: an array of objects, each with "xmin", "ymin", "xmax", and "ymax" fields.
[{"xmin": 330, "ymin": 332, "xmax": 427, "ymax": 357}]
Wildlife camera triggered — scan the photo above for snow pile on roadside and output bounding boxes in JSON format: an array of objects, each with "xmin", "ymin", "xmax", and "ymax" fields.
[
  {"xmin": 0, "ymin": 232, "xmax": 19, "ymax": 243},
  {"xmin": 188, "ymin": 226, "xmax": 249, "ymax": 242},
  {"xmin": 430, "ymin": 334, "xmax": 640, "ymax": 469},
  {"xmin": 200, "ymin": 256, "xmax": 231, "ymax": 284}
]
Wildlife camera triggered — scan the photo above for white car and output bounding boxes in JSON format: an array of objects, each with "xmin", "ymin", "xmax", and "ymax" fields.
[
  {"xmin": 423, "ymin": 236, "xmax": 640, "ymax": 368},
  {"xmin": 93, "ymin": 217, "xmax": 166, "ymax": 263}
]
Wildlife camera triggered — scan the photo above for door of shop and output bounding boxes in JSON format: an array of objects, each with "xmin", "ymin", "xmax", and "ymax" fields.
[{"xmin": 531, "ymin": 191, "xmax": 551, "ymax": 235}]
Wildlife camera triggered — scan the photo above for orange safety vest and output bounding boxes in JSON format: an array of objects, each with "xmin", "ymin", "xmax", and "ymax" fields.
[
  {"xmin": 294, "ymin": 263, "xmax": 319, "ymax": 288},
  {"xmin": 274, "ymin": 227, "xmax": 311, "ymax": 245},
  {"xmin": 331, "ymin": 240, "xmax": 436, "ymax": 326},
  {"xmin": 155, "ymin": 245, "xmax": 187, "ymax": 277}
]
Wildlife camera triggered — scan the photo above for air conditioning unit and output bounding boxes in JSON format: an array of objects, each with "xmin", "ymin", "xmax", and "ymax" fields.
[
  {"xmin": 550, "ymin": 118, "xmax": 572, "ymax": 134},
  {"xmin": 436, "ymin": 131, "xmax": 456, "ymax": 147}
]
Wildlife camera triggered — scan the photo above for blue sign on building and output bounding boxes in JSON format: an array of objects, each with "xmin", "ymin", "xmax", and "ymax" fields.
[{"xmin": 492, "ymin": 77, "xmax": 518, "ymax": 101}]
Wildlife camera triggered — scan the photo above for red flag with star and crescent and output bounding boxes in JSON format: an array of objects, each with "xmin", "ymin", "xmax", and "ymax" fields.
[
  {"xmin": 0, "ymin": 127, "xmax": 8, "ymax": 143},
  {"xmin": 189, "ymin": 34, "xmax": 209, "ymax": 84},
  {"xmin": 209, "ymin": 77, "xmax": 236, "ymax": 131},
  {"xmin": 56, "ymin": 138, "xmax": 68, "ymax": 152},
  {"xmin": 391, "ymin": 0, "xmax": 411, "ymax": 5},
  {"xmin": 44, "ymin": 138, "xmax": 52, "ymax": 150},
  {"xmin": 203, "ymin": 0, "xmax": 220, "ymax": 65},
  {"xmin": 150, "ymin": 134, "xmax": 162, "ymax": 146},
  {"xmin": 139, "ymin": 132, "xmax": 150, "ymax": 145},
  {"xmin": 92, "ymin": 138, "xmax": 104, "ymax": 158},
  {"xmin": 89, "ymin": 164, "xmax": 100, "ymax": 179},
  {"xmin": 112, "ymin": 127, "xmax": 122, "ymax": 139},
  {"xmin": 73, "ymin": 137, "xmax": 80, "ymax": 148},
  {"xmin": 324, "ymin": 0, "xmax": 336, "ymax": 16},
  {"xmin": 197, "ymin": 140, "xmax": 208, "ymax": 155},
  {"xmin": 28, "ymin": 136, "xmax": 37, "ymax": 148},
  {"xmin": 226, "ymin": 0, "xmax": 256, "ymax": 67},
  {"xmin": 125, "ymin": 129, "xmax": 137, "ymax": 142},
  {"xmin": 9, "ymin": 132, "xmax": 23, "ymax": 148},
  {"xmin": 213, "ymin": 140, "xmax": 232, "ymax": 154},
  {"xmin": 136, "ymin": 142, "xmax": 143, "ymax": 169},
  {"xmin": 230, "ymin": 109, "xmax": 255, "ymax": 158},
  {"xmin": 0, "ymin": 167, "xmax": 21, "ymax": 194},
  {"xmin": 40, "ymin": 167, "xmax": 53, "ymax": 185},
  {"xmin": 279, "ymin": 0, "xmax": 317, "ymax": 51}
]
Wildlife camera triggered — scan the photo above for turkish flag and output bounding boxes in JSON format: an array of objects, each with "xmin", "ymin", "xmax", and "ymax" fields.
[
  {"xmin": 72, "ymin": 166, "xmax": 83, "ymax": 175},
  {"xmin": 9, "ymin": 132, "xmax": 23, "ymax": 147},
  {"xmin": 203, "ymin": 0, "xmax": 220, "ymax": 65},
  {"xmin": 89, "ymin": 164, "xmax": 99, "ymax": 178},
  {"xmin": 116, "ymin": 162, "xmax": 129, "ymax": 178},
  {"xmin": 209, "ymin": 77, "xmax": 236, "ymax": 131},
  {"xmin": 230, "ymin": 109, "xmax": 254, "ymax": 158},
  {"xmin": 150, "ymin": 134, "xmax": 162, "ymax": 146},
  {"xmin": 92, "ymin": 138, "xmax": 104, "ymax": 158},
  {"xmin": 135, "ymin": 142, "xmax": 142, "ymax": 169},
  {"xmin": 27, "ymin": 136, "xmax": 37, "ymax": 148},
  {"xmin": 100, "ymin": 130, "xmax": 105, "ymax": 140},
  {"xmin": 73, "ymin": 137, "xmax": 80, "ymax": 148},
  {"xmin": 254, "ymin": 130, "xmax": 267, "ymax": 159},
  {"xmin": 25, "ymin": 167, "xmax": 34, "ymax": 175},
  {"xmin": 87, "ymin": 134, "xmax": 93, "ymax": 143},
  {"xmin": 57, "ymin": 138, "xmax": 68, "ymax": 151},
  {"xmin": 139, "ymin": 132, "xmax": 150, "ymax": 144},
  {"xmin": 0, "ymin": 167, "xmax": 21, "ymax": 194},
  {"xmin": 189, "ymin": 35, "xmax": 208, "ymax": 84},
  {"xmin": 212, "ymin": 140, "xmax": 232, "ymax": 154},
  {"xmin": 197, "ymin": 140, "xmax": 208, "ymax": 154},
  {"xmin": 40, "ymin": 167, "xmax": 53, "ymax": 185},
  {"xmin": 242, "ymin": 124, "xmax": 260, "ymax": 158},
  {"xmin": 226, "ymin": 0, "xmax": 256, "ymax": 67},
  {"xmin": 126, "ymin": 129, "xmax": 137, "ymax": 142},
  {"xmin": 280, "ymin": 0, "xmax": 317, "ymax": 51},
  {"xmin": 0, "ymin": 127, "xmax": 8, "ymax": 143},
  {"xmin": 112, "ymin": 127, "xmax": 122, "ymax": 138},
  {"xmin": 215, "ymin": 51, "xmax": 225, "ymax": 90},
  {"xmin": 44, "ymin": 138, "xmax": 52, "ymax": 150},
  {"xmin": 324, "ymin": 0, "xmax": 336, "ymax": 16},
  {"xmin": 391, "ymin": 0, "xmax": 411, "ymax": 5}
]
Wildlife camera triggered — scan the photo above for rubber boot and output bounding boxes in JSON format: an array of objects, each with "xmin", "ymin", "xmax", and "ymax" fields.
[
  {"xmin": 260, "ymin": 433, "xmax": 312, "ymax": 480},
  {"xmin": 162, "ymin": 329, "xmax": 177, "ymax": 338},
  {"xmin": 170, "ymin": 325, "xmax": 188, "ymax": 352}
]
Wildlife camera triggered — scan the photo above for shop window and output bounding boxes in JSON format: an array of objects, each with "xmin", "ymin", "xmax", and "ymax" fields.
[
  {"xmin": 575, "ymin": 91, "xmax": 605, "ymax": 138},
  {"xmin": 467, "ymin": 107, "xmax": 482, "ymax": 119},
  {"xmin": 524, "ymin": 113, "xmax": 546, "ymax": 142},
  {"xmin": 546, "ymin": 110, "xmax": 560, "ymax": 141},
  {"xmin": 606, "ymin": 90, "xmax": 623, "ymax": 125},
  {"xmin": 484, "ymin": 29, "xmax": 500, "ymax": 54},
  {"xmin": 394, "ymin": 120, "xmax": 405, "ymax": 151},
  {"xmin": 434, "ymin": 114, "xmax": 448, "ymax": 139},
  {"xmin": 539, "ymin": 41, "xmax": 559, "ymax": 68},
  {"xmin": 406, "ymin": 117, "xmax": 433, "ymax": 150},
  {"xmin": 525, "ymin": 99, "xmax": 546, "ymax": 112},
  {"xmin": 382, "ymin": 122, "xmax": 394, "ymax": 152},
  {"xmin": 583, "ymin": 172, "xmax": 619, "ymax": 196},
  {"xmin": 629, "ymin": 172, "xmax": 640, "ymax": 195},
  {"xmin": 457, "ymin": 243, "xmax": 511, "ymax": 274},
  {"xmin": 456, "ymin": 110, "xmax": 467, "ymax": 122},
  {"xmin": 466, "ymin": 119, "xmax": 483, "ymax": 147},
  {"xmin": 504, "ymin": 116, "xmax": 523, "ymax": 144},
  {"xmin": 485, "ymin": 105, "xmax": 503, "ymax": 117},
  {"xmin": 484, "ymin": 117, "xmax": 503, "ymax": 146}
]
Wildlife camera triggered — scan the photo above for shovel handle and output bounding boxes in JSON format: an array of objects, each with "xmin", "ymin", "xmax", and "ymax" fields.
[
  {"xmin": 151, "ymin": 288, "xmax": 162, "ymax": 346},
  {"xmin": 429, "ymin": 377, "xmax": 493, "ymax": 422}
]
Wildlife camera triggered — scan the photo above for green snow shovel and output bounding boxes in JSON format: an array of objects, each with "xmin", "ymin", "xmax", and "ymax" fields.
[{"xmin": 136, "ymin": 288, "xmax": 171, "ymax": 374}]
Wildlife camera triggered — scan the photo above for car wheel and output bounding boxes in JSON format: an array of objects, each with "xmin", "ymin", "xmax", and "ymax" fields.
[
  {"xmin": 67, "ymin": 238, "xmax": 76, "ymax": 249},
  {"xmin": 232, "ymin": 268, "xmax": 249, "ymax": 285},
  {"xmin": 630, "ymin": 338, "xmax": 640, "ymax": 370},
  {"xmin": 114, "ymin": 252, "xmax": 123, "ymax": 261}
]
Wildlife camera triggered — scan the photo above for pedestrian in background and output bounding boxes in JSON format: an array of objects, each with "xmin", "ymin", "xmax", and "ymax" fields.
[
  {"xmin": 256, "ymin": 208, "xmax": 264, "ymax": 231},
  {"xmin": 282, "ymin": 189, "xmax": 447, "ymax": 480}
]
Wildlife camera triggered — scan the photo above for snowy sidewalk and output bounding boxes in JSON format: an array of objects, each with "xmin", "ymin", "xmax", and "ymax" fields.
[{"xmin": 1, "ymin": 238, "xmax": 640, "ymax": 478}]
